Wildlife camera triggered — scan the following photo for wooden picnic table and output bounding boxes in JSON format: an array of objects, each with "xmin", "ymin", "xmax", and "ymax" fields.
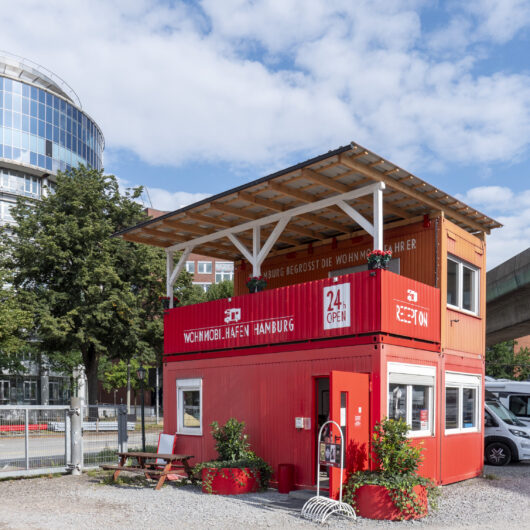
[{"xmin": 101, "ymin": 451, "xmax": 195, "ymax": 490}]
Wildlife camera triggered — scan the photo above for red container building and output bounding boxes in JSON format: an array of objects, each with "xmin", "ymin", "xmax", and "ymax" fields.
[{"xmin": 117, "ymin": 142, "xmax": 501, "ymax": 496}]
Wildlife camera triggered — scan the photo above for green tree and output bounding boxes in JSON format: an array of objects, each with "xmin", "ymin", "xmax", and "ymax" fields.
[
  {"xmin": 486, "ymin": 340, "xmax": 530, "ymax": 380},
  {"xmin": 206, "ymin": 280, "xmax": 233, "ymax": 301},
  {"xmin": 0, "ymin": 166, "xmax": 175, "ymax": 404},
  {"xmin": 0, "ymin": 267, "xmax": 32, "ymax": 372}
]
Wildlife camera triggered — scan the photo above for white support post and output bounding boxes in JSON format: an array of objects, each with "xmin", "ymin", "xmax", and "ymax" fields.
[
  {"xmin": 336, "ymin": 200, "xmax": 374, "ymax": 236},
  {"xmin": 166, "ymin": 247, "xmax": 193, "ymax": 308},
  {"xmin": 373, "ymin": 184, "xmax": 384, "ymax": 250},
  {"xmin": 228, "ymin": 217, "xmax": 291, "ymax": 278},
  {"xmin": 252, "ymin": 227, "xmax": 261, "ymax": 277}
]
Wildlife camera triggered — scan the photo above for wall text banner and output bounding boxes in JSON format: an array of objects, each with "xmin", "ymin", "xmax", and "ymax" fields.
[{"xmin": 164, "ymin": 270, "xmax": 440, "ymax": 355}]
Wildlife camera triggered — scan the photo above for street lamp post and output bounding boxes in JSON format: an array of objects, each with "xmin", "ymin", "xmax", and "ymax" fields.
[{"xmin": 137, "ymin": 365, "xmax": 146, "ymax": 452}]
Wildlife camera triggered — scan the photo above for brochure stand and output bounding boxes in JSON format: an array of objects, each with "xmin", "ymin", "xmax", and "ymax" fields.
[{"xmin": 301, "ymin": 420, "xmax": 356, "ymax": 524}]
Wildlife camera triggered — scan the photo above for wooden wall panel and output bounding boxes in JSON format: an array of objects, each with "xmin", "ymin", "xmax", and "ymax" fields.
[{"xmin": 234, "ymin": 219, "xmax": 438, "ymax": 295}]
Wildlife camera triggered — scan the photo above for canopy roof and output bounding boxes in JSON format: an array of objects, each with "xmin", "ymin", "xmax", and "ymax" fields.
[{"xmin": 116, "ymin": 142, "xmax": 501, "ymax": 261}]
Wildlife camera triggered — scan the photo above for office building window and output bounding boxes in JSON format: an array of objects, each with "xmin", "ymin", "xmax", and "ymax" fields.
[
  {"xmin": 185, "ymin": 261, "xmax": 195, "ymax": 273},
  {"xmin": 197, "ymin": 261, "xmax": 212, "ymax": 274},
  {"xmin": 215, "ymin": 262, "xmax": 234, "ymax": 283}
]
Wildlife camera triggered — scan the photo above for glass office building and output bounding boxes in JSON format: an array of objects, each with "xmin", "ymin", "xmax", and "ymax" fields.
[
  {"xmin": 0, "ymin": 52, "xmax": 104, "ymax": 225},
  {"xmin": 0, "ymin": 53, "xmax": 103, "ymax": 404}
]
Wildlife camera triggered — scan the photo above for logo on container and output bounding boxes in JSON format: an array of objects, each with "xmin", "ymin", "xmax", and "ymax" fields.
[{"xmin": 224, "ymin": 308, "xmax": 241, "ymax": 324}]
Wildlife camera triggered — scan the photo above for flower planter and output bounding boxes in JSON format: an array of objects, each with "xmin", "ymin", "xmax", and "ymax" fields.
[
  {"xmin": 354, "ymin": 484, "xmax": 428, "ymax": 520},
  {"xmin": 201, "ymin": 467, "xmax": 260, "ymax": 495}
]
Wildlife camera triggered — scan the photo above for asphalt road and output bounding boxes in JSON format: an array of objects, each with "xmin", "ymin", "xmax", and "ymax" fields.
[{"xmin": 0, "ymin": 431, "xmax": 158, "ymax": 471}]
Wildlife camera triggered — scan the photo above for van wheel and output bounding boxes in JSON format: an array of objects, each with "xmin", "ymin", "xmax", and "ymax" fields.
[{"xmin": 485, "ymin": 442, "xmax": 512, "ymax": 465}]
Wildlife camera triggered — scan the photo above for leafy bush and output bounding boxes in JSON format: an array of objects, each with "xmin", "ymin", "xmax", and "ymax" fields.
[
  {"xmin": 343, "ymin": 418, "xmax": 439, "ymax": 519},
  {"xmin": 194, "ymin": 418, "xmax": 272, "ymax": 492},
  {"xmin": 211, "ymin": 418, "xmax": 250, "ymax": 461}
]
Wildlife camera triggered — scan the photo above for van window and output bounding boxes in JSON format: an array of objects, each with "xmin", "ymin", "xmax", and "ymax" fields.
[
  {"xmin": 487, "ymin": 400, "xmax": 525, "ymax": 427},
  {"xmin": 509, "ymin": 395, "xmax": 530, "ymax": 418}
]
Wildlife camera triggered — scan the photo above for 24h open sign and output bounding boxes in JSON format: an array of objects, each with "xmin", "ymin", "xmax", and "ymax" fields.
[{"xmin": 323, "ymin": 283, "xmax": 351, "ymax": 330}]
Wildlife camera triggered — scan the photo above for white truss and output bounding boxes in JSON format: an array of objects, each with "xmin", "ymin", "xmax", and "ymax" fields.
[{"xmin": 165, "ymin": 182, "xmax": 385, "ymax": 307}]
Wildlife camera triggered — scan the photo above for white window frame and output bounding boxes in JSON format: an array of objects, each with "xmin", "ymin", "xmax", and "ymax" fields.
[
  {"xmin": 215, "ymin": 262, "xmax": 234, "ymax": 273},
  {"xmin": 185, "ymin": 261, "xmax": 195, "ymax": 273},
  {"xmin": 447, "ymin": 255, "xmax": 480, "ymax": 316},
  {"xmin": 176, "ymin": 378, "xmax": 202, "ymax": 436},
  {"xmin": 197, "ymin": 261, "xmax": 212, "ymax": 274},
  {"xmin": 387, "ymin": 362, "xmax": 436, "ymax": 438},
  {"xmin": 215, "ymin": 272, "xmax": 233, "ymax": 283},
  {"xmin": 444, "ymin": 372, "xmax": 481, "ymax": 435}
]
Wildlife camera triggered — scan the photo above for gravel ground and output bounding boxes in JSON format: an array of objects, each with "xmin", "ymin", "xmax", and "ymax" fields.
[{"xmin": 0, "ymin": 463, "xmax": 528, "ymax": 529}]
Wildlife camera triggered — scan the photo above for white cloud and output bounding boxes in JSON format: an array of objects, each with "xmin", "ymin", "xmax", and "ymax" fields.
[
  {"xmin": 146, "ymin": 188, "xmax": 211, "ymax": 212},
  {"xmin": 0, "ymin": 0, "xmax": 529, "ymax": 175},
  {"xmin": 456, "ymin": 185, "xmax": 530, "ymax": 269}
]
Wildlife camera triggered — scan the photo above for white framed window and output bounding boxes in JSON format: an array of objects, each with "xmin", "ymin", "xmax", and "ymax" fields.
[
  {"xmin": 185, "ymin": 261, "xmax": 195, "ymax": 273},
  {"xmin": 177, "ymin": 378, "xmax": 202, "ymax": 435},
  {"xmin": 387, "ymin": 362, "xmax": 436, "ymax": 438},
  {"xmin": 215, "ymin": 262, "xmax": 234, "ymax": 283},
  {"xmin": 0, "ymin": 380, "xmax": 10, "ymax": 404},
  {"xmin": 447, "ymin": 256, "xmax": 479, "ymax": 315},
  {"xmin": 197, "ymin": 261, "xmax": 212, "ymax": 274},
  {"xmin": 445, "ymin": 372, "xmax": 481, "ymax": 434},
  {"xmin": 23, "ymin": 380, "xmax": 37, "ymax": 402}
]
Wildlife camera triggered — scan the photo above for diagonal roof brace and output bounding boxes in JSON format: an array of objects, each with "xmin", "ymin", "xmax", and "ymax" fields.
[
  {"xmin": 164, "ymin": 181, "xmax": 385, "ymax": 304},
  {"xmin": 167, "ymin": 182, "xmax": 386, "ymax": 254}
]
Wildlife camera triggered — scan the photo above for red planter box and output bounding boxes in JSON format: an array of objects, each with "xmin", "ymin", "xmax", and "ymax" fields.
[
  {"xmin": 355, "ymin": 484, "xmax": 428, "ymax": 520},
  {"xmin": 201, "ymin": 468, "xmax": 260, "ymax": 495}
]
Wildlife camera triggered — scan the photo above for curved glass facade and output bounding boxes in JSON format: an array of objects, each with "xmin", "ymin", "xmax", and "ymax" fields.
[{"xmin": 0, "ymin": 76, "xmax": 104, "ymax": 175}]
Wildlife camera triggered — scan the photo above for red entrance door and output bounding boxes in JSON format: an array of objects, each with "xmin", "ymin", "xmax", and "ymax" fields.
[{"xmin": 329, "ymin": 371, "xmax": 370, "ymax": 500}]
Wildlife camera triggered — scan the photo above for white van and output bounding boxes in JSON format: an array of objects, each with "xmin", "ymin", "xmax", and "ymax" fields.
[
  {"xmin": 484, "ymin": 396, "xmax": 530, "ymax": 465},
  {"xmin": 485, "ymin": 377, "xmax": 530, "ymax": 426}
]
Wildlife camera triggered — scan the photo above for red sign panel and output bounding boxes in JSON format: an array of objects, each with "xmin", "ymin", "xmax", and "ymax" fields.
[{"xmin": 164, "ymin": 270, "xmax": 440, "ymax": 355}]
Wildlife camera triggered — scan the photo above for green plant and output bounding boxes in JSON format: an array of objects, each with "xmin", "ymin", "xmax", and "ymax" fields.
[
  {"xmin": 343, "ymin": 418, "xmax": 439, "ymax": 519},
  {"xmin": 211, "ymin": 418, "xmax": 250, "ymax": 461},
  {"xmin": 194, "ymin": 418, "xmax": 272, "ymax": 492}
]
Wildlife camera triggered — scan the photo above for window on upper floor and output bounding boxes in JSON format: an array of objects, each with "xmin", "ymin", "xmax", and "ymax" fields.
[
  {"xmin": 185, "ymin": 261, "xmax": 195, "ymax": 273},
  {"xmin": 447, "ymin": 256, "xmax": 479, "ymax": 315},
  {"xmin": 197, "ymin": 261, "xmax": 212, "ymax": 274}
]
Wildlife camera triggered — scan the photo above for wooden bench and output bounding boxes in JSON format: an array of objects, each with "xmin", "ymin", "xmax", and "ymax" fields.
[{"xmin": 101, "ymin": 452, "xmax": 194, "ymax": 490}]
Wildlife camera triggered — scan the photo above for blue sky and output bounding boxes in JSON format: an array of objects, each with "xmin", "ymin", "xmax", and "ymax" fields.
[{"xmin": 1, "ymin": 0, "xmax": 530, "ymax": 268}]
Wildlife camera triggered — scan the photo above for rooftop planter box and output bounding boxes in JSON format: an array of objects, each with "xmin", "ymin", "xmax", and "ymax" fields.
[{"xmin": 164, "ymin": 270, "xmax": 440, "ymax": 356}]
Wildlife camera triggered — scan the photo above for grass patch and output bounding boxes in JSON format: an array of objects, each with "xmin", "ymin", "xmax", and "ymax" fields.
[{"xmin": 483, "ymin": 473, "xmax": 499, "ymax": 480}]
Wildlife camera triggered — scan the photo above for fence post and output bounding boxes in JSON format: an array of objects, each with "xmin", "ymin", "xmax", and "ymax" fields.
[
  {"xmin": 24, "ymin": 408, "xmax": 29, "ymax": 470},
  {"xmin": 65, "ymin": 408, "xmax": 71, "ymax": 466},
  {"xmin": 118, "ymin": 404, "xmax": 128, "ymax": 454},
  {"xmin": 69, "ymin": 396, "xmax": 83, "ymax": 475}
]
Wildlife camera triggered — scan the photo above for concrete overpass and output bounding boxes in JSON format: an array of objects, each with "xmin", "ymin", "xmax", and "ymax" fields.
[{"xmin": 487, "ymin": 248, "xmax": 530, "ymax": 346}]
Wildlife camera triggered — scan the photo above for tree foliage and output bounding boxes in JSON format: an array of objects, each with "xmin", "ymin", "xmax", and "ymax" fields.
[
  {"xmin": 486, "ymin": 340, "xmax": 530, "ymax": 380},
  {"xmin": 0, "ymin": 267, "xmax": 32, "ymax": 372},
  {"xmin": 0, "ymin": 166, "xmax": 178, "ymax": 403}
]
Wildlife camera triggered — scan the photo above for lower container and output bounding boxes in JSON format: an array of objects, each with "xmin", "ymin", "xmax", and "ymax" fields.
[
  {"xmin": 354, "ymin": 484, "xmax": 428, "ymax": 520},
  {"xmin": 201, "ymin": 468, "xmax": 260, "ymax": 495}
]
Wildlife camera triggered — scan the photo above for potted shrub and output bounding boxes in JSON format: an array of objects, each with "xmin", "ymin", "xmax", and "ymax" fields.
[
  {"xmin": 343, "ymin": 418, "xmax": 439, "ymax": 520},
  {"xmin": 367, "ymin": 249, "xmax": 392, "ymax": 270},
  {"xmin": 194, "ymin": 418, "xmax": 272, "ymax": 495},
  {"xmin": 246, "ymin": 275, "xmax": 267, "ymax": 293}
]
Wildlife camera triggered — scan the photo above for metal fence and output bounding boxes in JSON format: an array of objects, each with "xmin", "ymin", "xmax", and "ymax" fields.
[
  {"xmin": 0, "ymin": 404, "xmax": 162, "ymax": 477},
  {"xmin": 0, "ymin": 405, "xmax": 71, "ymax": 478}
]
